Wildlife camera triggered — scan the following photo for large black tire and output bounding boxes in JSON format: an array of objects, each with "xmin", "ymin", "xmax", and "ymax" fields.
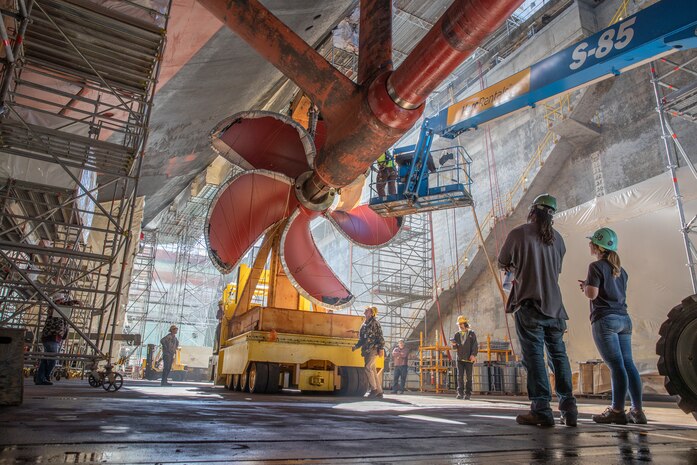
[
  {"xmin": 224, "ymin": 375, "xmax": 235, "ymax": 390},
  {"xmin": 353, "ymin": 366, "xmax": 370, "ymax": 397},
  {"xmin": 248, "ymin": 362, "xmax": 269, "ymax": 394},
  {"xmin": 266, "ymin": 363, "xmax": 281, "ymax": 394},
  {"xmin": 657, "ymin": 295, "xmax": 697, "ymax": 416},
  {"xmin": 232, "ymin": 373, "xmax": 242, "ymax": 392},
  {"xmin": 338, "ymin": 366, "xmax": 358, "ymax": 396}
]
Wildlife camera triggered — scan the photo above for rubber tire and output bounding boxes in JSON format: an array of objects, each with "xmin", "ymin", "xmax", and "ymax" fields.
[
  {"xmin": 248, "ymin": 362, "xmax": 269, "ymax": 394},
  {"xmin": 656, "ymin": 295, "xmax": 697, "ymax": 415},
  {"xmin": 353, "ymin": 366, "xmax": 370, "ymax": 397},
  {"xmin": 338, "ymin": 366, "xmax": 358, "ymax": 396},
  {"xmin": 241, "ymin": 368, "xmax": 250, "ymax": 393},
  {"xmin": 266, "ymin": 363, "xmax": 280, "ymax": 394},
  {"xmin": 88, "ymin": 374, "xmax": 101, "ymax": 387},
  {"xmin": 224, "ymin": 374, "xmax": 235, "ymax": 390},
  {"xmin": 232, "ymin": 373, "xmax": 241, "ymax": 392}
]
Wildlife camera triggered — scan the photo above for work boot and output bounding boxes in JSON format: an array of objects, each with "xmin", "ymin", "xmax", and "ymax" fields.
[
  {"xmin": 559, "ymin": 398, "xmax": 578, "ymax": 427},
  {"xmin": 375, "ymin": 392, "xmax": 384, "ymax": 399},
  {"xmin": 560, "ymin": 410, "xmax": 578, "ymax": 427},
  {"xmin": 516, "ymin": 410, "xmax": 555, "ymax": 427},
  {"xmin": 628, "ymin": 408, "xmax": 648, "ymax": 424},
  {"xmin": 364, "ymin": 390, "xmax": 377, "ymax": 398},
  {"xmin": 592, "ymin": 407, "xmax": 627, "ymax": 424},
  {"xmin": 456, "ymin": 394, "xmax": 463, "ymax": 399}
]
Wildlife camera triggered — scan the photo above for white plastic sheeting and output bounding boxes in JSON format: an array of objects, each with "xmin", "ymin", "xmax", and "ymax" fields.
[
  {"xmin": 0, "ymin": 155, "xmax": 79, "ymax": 189},
  {"xmin": 554, "ymin": 167, "xmax": 697, "ymax": 387},
  {"xmin": 87, "ymin": 0, "xmax": 169, "ymax": 28}
]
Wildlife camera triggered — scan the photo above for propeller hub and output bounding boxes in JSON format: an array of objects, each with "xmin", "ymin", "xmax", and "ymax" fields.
[{"xmin": 294, "ymin": 171, "xmax": 336, "ymax": 211}]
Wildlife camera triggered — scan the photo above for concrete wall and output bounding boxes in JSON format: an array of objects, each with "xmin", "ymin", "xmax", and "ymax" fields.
[{"xmin": 415, "ymin": 0, "xmax": 697, "ymax": 359}]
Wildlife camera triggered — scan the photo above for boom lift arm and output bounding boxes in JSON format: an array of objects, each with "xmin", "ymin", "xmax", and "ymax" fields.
[{"xmin": 369, "ymin": 0, "xmax": 697, "ymax": 218}]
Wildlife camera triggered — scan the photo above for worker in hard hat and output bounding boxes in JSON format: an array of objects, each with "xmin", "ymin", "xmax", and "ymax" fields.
[
  {"xmin": 352, "ymin": 306, "xmax": 385, "ymax": 398},
  {"xmin": 160, "ymin": 324, "xmax": 179, "ymax": 386},
  {"xmin": 580, "ymin": 228, "xmax": 646, "ymax": 425},
  {"xmin": 375, "ymin": 149, "xmax": 397, "ymax": 198},
  {"xmin": 497, "ymin": 193, "xmax": 577, "ymax": 427},
  {"xmin": 450, "ymin": 316, "xmax": 478, "ymax": 400}
]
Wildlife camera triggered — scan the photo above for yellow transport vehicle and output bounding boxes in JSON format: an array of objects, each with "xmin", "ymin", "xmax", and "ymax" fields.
[{"xmin": 215, "ymin": 226, "xmax": 382, "ymax": 394}]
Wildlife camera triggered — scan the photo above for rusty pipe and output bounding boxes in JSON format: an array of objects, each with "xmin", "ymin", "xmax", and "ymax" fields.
[
  {"xmin": 199, "ymin": 0, "xmax": 523, "ymax": 199},
  {"xmin": 197, "ymin": 0, "xmax": 357, "ymax": 120},
  {"xmin": 358, "ymin": 0, "xmax": 393, "ymax": 85},
  {"xmin": 387, "ymin": 0, "xmax": 524, "ymax": 109}
]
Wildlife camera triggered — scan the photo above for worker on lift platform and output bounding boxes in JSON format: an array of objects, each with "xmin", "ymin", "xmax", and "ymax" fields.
[{"xmin": 374, "ymin": 149, "xmax": 397, "ymax": 198}]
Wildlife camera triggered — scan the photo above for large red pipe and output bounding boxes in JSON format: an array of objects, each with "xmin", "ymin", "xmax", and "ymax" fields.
[
  {"xmin": 198, "ymin": 0, "xmax": 523, "ymax": 196},
  {"xmin": 388, "ymin": 0, "xmax": 524, "ymax": 109}
]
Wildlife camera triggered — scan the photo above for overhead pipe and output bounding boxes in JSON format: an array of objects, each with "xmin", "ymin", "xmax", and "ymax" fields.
[
  {"xmin": 198, "ymin": 0, "xmax": 524, "ymax": 203},
  {"xmin": 357, "ymin": 0, "xmax": 393, "ymax": 85},
  {"xmin": 387, "ymin": 0, "xmax": 525, "ymax": 110}
]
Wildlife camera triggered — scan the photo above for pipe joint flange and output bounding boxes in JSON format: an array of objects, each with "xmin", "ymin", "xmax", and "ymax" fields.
[{"xmin": 294, "ymin": 171, "xmax": 336, "ymax": 212}]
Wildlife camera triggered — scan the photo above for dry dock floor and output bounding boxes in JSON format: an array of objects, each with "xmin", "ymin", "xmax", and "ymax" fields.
[{"xmin": 2, "ymin": 379, "xmax": 697, "ymax": 464}]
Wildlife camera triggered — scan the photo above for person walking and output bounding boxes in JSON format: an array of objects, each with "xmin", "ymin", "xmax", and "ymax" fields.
[
  {"xmin": 160, "ymin": 325, "xmax": 179, "ymax": 386},
  {"xmin": 352, "ymin": 306, "xmax": 385, "ymax": 398},
  {"xmin": 498, "ymin": 193, "xmax": 578, "ymax": 427},
  {"xmin": 580, "ymin": 227, "xmax": 647, "ymax": 424},
  {"xmin": 450, "ymin": 316, "xmax": 478, "ymax": 400},
  {"xmin": 391, "ymin": 339, "xmax": 409, "ymax": 394},
  {"xmin": 36, "ymin": 307, "xmax": 69, "ymax": 385}
]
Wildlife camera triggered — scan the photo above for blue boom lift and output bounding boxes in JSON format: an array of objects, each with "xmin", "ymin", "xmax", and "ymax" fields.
[{"xmin": 369, "ymin": 0, "xmax": 697, "ymax": 218}]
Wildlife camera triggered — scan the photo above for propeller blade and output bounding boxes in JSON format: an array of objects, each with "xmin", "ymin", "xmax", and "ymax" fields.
[
  {"xmin": 206, "ymin": 170, "xmax": 298, "ymax": 273},
  {"xmin": 334, "ymin": 172, "xmax": 367, "ymax": 212},
  {"xmin": 280, "ymin": 208, "xmax": 354, "ymax": 309},
  {"xmin": 327, "ymin": 204, "xmax": 402, "ymax": 247},
  {"xmin": 211, "ymin": 110, "xmax": 315, "ymax": 178}
]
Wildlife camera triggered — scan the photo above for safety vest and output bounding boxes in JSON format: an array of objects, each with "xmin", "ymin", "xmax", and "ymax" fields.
[{"xmin": 377, "ymin": 152, "xmax": 395, "ymax": 168}]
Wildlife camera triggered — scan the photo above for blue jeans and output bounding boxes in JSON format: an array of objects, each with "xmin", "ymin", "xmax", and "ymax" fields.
[
  {"xmin": 37, "ymin": 341, "xmax": 61, "ymax": 382},
  {"xmin": 515, "ymin": 306, "xmax": 576, "ymax": 415},
  {"xmin": 392, "ymin": 365, "xmax": 407, "ymax": 392},
  {"xmin": 592, "ymin": 313, "xmax": 643, "ymax": 410}
]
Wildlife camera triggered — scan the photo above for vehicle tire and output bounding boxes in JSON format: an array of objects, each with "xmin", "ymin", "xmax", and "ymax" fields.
[
  {"xmin": 225, "ymin": 374, "xmax": 235, "ymax": 390},
  {"xmin": 657, "ymin": 295, "xmax": 697, "ymax": 416},
  {"xmin": 353, "ymin": 366, "xmax": 369, "ymax": 397},
  {"xmin": 338, "ymin": 366, "xmax": 358, "ymax": 396},
  {"xmin": 241, "ymin": 368, "xmax": 250, "ymax": 392},
  {"xmin": 232, "ymin": 373, "xmax": 241, "ymax": 391},
  {"xmin": 88, "ymin": 374, "xmax": 101, "ymax": 387},
  {"xmin": 266, "ymin": 363, "xmax": 281, "ymax": 394},
  {"xmin": 102, "ymin": 373, "xmax": 124, "ymax": 392},
  {"xmin": 248, "ymin": 362, "xmax": 269, "ymax": 394}
]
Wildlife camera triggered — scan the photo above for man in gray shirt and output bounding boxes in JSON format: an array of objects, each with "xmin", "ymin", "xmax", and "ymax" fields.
[
  {"xmin": 498, "ymin": 194, "xmax": 577, "ymax": 427},
  {"xmin": 160, "ymin": 325, "xmax": 179, "ymax": 386}
]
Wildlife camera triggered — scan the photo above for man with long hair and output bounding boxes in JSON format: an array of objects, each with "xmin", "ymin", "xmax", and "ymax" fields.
[{"xmin": 498, "ymin": 194, "xmax": 577, "ymax": 427}]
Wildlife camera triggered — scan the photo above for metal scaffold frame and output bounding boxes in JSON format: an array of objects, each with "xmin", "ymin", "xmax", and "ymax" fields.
[
  {"xmin": 123, "ymin": 182, "xmax": 226, "ymax": 372},
  {"xmin": 650, "ymin": 56, "xmax": 697, "ymax": 293},
  {"xmin": 351, "ymin": 213, "xmax": 433, "ymax": 346},
  {"xmin": 0, "ymin": 0, "xmax": 170, "ymax": 377}
]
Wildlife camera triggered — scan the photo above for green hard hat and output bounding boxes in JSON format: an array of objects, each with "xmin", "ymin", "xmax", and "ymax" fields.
[
  {"xmin": 532, "ymin": 193, "xmax": 557, "ymax": 212},
  {"xmin": 587, "ymin": 227, "xmax": 618, "ymax": 252}
]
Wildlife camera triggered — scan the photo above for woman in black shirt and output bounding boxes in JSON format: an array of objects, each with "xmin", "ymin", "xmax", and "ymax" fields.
[{"xmin": 579, "ymin": 227, "xmax": 646, "ymax": 424}]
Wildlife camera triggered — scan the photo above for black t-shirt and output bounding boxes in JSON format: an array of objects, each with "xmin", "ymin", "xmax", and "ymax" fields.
[{"xmin": 586, "ymin": 259, "xmax": 628, "ymax": 323}]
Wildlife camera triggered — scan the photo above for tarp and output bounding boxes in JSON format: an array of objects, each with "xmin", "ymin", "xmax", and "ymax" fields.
[{"xmin": 554, "ymin": 166, "xmax": 697, "ymax": 391}]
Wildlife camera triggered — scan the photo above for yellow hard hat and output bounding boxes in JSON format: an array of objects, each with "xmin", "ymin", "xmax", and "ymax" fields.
[
  {"xmin": 365, "ymin": 306, "xmax": 378, "ymax": 316},
  {"xmin": 457, "ymin": 315, "xmax": 469, "ymax": 325}
]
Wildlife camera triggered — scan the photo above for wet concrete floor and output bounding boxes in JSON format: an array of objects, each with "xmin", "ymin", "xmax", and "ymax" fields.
[{"xmin": 1, "ymin": 379, "xmax": 697, "ymax": 464}]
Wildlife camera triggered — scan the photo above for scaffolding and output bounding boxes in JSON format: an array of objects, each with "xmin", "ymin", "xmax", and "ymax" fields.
[
  {"xmin": 650, "ymin": 55, "xmax": 697, "ymax": 292},
  {"xmin": 0, "ymin": 0, "xmax": 170, "ymax": 374},
  {"xmin": 123, "ymin": 181, "xmax": 227, "ymax": 369},
  {"xmin": 351, "ymin": 213, "xmax": 433, "ymax": 346}
]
